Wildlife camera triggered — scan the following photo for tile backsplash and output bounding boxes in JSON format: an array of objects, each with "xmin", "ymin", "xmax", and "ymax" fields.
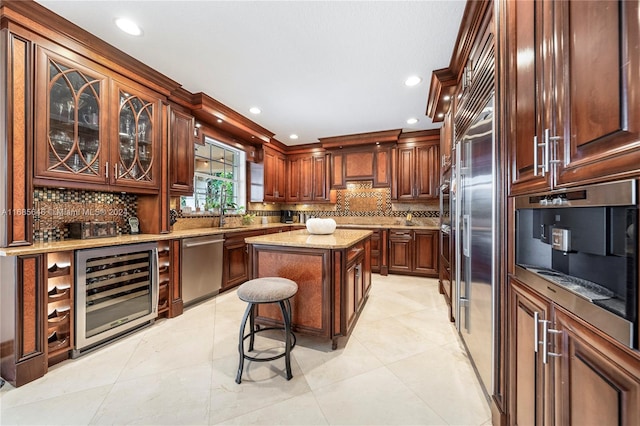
[{"xmin": 33, "ymin": 187, "xmax": 137, "ymax": 242}]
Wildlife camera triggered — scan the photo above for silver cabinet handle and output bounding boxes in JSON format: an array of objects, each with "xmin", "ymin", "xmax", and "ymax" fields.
[
  {"xmin": 534, "ymin": 311, "xmax": 540, "ymax": 353},
  {"xmin": 105, "ymin": 161, "xmax": 109, "ymax": 179},
  {"xmin": 114, "ymin": 163, "xmax": 118, "ymax": 178},
  {"xmin": 541, "ymin": 319, "xmax": 562, "ymax": 364},
  {"xmin": 534, "ymin": 134, "xmax": 547, "ymax": 177},
  {"xmin": 533, "ymin": 136, "xmax": 539, "ymax": 176},
  {"xmin": 546, "ymin": 128, "xmax": 562, "ymax": 168}
]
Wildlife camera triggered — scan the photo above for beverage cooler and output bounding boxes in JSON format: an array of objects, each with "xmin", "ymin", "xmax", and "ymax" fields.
[{"xmin": 74, "ymin": 242, "xmax": 159, "ymax": 356}]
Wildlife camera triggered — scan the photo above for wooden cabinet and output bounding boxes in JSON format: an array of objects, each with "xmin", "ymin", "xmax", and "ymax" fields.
[
  {"xmin": 286, "ymin": 155, "xmax": 302, "ymax": 203},
  {"xmin": 396, "ymin": 142, "xmax": 440, "ymax": 201},
  {"xmin": 330, "ymin": 145, "xmax": 394, "ymax": 189},
  {"xmin": 508, "ymin": 277, "xmax": 640, "ymax": 426},
  {"xmin": 110, "ymin": 78, "xmax": 162, "ymax": 191},
  {"xmin": 508, "ymin": 277, "xmax": 552, "ymax": 426},
  {"xmin": 552, "ymin": 307, "xmax": 640, "ymax": 426},
  {"xmin": 2, "ymin": 31, "xmax": 33, "ymax": 247},
  {"xmin": 34, "ymin": 46, "xmax": 164, "ymax": 193},
  {"xmin": 264, "ymin": 147, "xmax": 286, "ymax": 202},
  {"xmin": 250, "ymin": 146, "xmax": 286, "ymax": 202},
  {"xmin": 222, "ymin": 229, "xmax": 266, "ymax": 290},
  {"xmin": 388, "ymin": 229, "xmax": 438, "ymax": 277},
  {"xmin": 506, "ymin": 0, "xmax": 640, "ymax": 195},
  {"xmin": 339, "ymin": 228, "xmax": 387, "ymax": 275},
  {"xmin": 0, "ymin": 254, "xmax": 47, "ymax": 387},
  {"xmin": 34, "ymin": 46, "xmax": 110, "ymax": 188},
  {"xmin": 345, "ymin": 246, "xmax": 364, "ymax": 332},
  {"xmin": 389, "ymin": 230, "xmax": 413, "ymax": 274},
  {"xmin": 440, "ymin": 110, "xmax": 453, "ymax": 173},
  {"xmin": 168, "ymin": 106, "xmax": 195, "ymax": 196},
  {"xmin": 287, "ymin": 153, "xmax": 330, "ymax": 202}
]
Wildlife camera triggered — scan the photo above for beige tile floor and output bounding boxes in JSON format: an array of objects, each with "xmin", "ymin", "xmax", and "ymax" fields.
[{"xmin": 0, "ymin": 274, "xmax": 491, "ymax": 425}]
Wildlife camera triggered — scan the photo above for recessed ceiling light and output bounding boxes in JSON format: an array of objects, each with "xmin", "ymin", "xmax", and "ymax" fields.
[
  {"xmin": 289, "ymin": 134, "xmax": 299, "ymax": 140},
  {"xmin": 115, "ymin": 18, "xmax": 142, "ymax": 36},
  {"xmin": 404, "ymin": 76, "xmax": 422, "ymax": 87},
  {"xmin": 406, "ymin": 118, "xmax": 419, "ymax": 124},
  {"xmin": 217, "ymin": 119, "xmax": 223, "ymax": 123},
  {"xmin": 437, "ymin": 113, "xmax": 444, "ymax": 118},
  {"xmin": 249, "ymin": 107, "xmax": 261, "ymax": 115},
  {"xmin": 443, "ymin": 95, "xmax": 451, "ymax": 101}
]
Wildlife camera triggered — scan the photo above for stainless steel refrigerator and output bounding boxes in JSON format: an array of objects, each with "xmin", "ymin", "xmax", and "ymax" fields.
[{"xmin": 452, "ymin": 96, "xmax": 496, "ymax": 397}]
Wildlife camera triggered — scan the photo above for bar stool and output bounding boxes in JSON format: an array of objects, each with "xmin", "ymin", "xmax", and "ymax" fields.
[{"xmin": 235, "ymin": 277, "xmax": 298, "ymax": 384}]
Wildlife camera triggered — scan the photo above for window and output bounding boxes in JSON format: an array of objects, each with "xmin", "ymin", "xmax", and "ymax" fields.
[{"xmin": 181, "ymin": 137, "xmax": 246, "ymax": 212}]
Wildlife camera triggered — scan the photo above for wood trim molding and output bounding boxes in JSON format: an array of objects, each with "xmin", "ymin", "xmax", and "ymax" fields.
[
  {"xmin": 319, "ymin": 129, "xmax": 402, "ymax": 150},
  {"xmin": 425, "ymin": 0, "xmax": 492, "ymax": 121},
  {"xmin": 191, "ymin": 92, "xmax": 274, "ymax": 145},
  {"xmin": 397, "ymin": 129, "xmax": 440, "ymax": 145}
]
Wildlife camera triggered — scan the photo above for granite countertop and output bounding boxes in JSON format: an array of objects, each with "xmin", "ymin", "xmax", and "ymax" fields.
[
  {"xmin": 336, "ymin": 223, "xmax": 440, "ymax": 230},
  {"xmin": 0, "ymin": 223, "xmax": 300, "ymax": 256},
  {"xmin": 0, "ymin": 222, "xmax": 438, "ymax": 256},
  {"xmin": 245, "ymin": 229, "xmax": 373, "ymax": 249}
]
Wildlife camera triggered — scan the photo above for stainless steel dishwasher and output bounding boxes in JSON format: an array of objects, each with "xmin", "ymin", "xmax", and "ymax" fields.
[{"xmin": 181, "ymin": 235, "xmax": 224, "ymax": 306}]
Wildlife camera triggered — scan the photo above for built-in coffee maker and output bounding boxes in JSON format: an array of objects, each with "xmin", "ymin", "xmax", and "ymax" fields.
[
  {"xmin": 281, "ymin": 210, "xmax": 294, "ymax": 223},
  {"xmin": 514, "ymin": 179, "xmax": 638, "ymax": 349}
]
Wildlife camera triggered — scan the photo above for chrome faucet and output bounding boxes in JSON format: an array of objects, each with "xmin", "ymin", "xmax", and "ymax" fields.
[{"xmin": 219, "ymin": 187, "xmax": 227, "ymax": 227}]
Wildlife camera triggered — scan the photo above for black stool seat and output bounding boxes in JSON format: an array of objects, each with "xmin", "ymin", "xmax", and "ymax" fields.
[{"xmin": 235, "ymin": 277, "xmax": 298, "ymax": 384}]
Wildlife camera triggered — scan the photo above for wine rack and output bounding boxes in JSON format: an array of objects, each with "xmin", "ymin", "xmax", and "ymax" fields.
[
  {"xmin": 157, "ymin": 241, "xmax": 171, "ymax": 316},
  {"xmin": 46, "ymin": 251, "xmax": 74, "ymax": 364}
]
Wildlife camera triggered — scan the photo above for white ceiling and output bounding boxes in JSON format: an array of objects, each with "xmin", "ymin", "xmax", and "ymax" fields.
[{"xmin": 36, "ymin": 1, "xmax": 466, "ymax": 145}]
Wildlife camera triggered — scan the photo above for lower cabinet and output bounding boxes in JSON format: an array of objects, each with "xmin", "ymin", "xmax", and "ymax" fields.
[
  {"xmin": 388, "ymin": 229, "xmax": 439, "ymax": 277},
  {"xmin": 508, "ymin": 277, "xmax": 640, "ymax": 425},
  {"xmin": 222, "ymin": 229, "xmax": 266, "ymax": 290},
  {"xmin": 0, "ymin": 254, "xmax": 47, "ymax": 387},
  {"xmin": 340, "ymin": 227, "xmax": 387, "ymax": 275},
  {"xmin": 345, "ymin": 245, "xmax": 365, "ymax": 332}
]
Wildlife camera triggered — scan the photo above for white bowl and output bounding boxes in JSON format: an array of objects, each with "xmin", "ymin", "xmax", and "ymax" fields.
[{"xmin": 306, "ymin": 218, "xmax": 337, "ymax": 235}]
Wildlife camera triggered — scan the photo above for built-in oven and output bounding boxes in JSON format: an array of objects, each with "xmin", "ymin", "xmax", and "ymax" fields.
[
  {"xmin": 514, "ymin": 179, "xmax": 638, "ymax": 348},
  {"xmin": 73, "ymin": 242, "xmax": 159, "ymax": 356}
]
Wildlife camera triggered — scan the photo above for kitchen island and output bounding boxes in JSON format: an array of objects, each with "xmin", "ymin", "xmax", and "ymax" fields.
[{"xmin": 245, "ymin": 229, "xmax": 372, "ymax": 349}]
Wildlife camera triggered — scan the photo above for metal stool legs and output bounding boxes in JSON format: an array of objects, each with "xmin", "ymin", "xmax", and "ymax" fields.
[{"xmin": 236, "ymin": 299, "xmax": 295, "ymax": 384}]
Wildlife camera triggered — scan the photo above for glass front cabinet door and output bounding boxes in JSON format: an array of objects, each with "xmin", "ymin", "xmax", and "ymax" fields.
[
  {"xmin": 35, "ymin": 47, "xmax": 109, "ymax": 186},
  {"xmin": 111, "ymin": 80, "xmax": 161, "ymax": 191}
]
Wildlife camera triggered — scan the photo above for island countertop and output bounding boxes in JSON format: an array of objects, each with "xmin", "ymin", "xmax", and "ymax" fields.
[{"xmin": 245, "ymin": 228, "xmax": 372, "ymax": 249}]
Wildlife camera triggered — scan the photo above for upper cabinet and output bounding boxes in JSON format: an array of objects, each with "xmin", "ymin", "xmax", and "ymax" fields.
[
  {"xmin": 506, "ymin": 0, "xmax": 640, "ymax": 195},
  {"xmin": 250, "ymin": 146, "xmax": 286, "ymax": 203},
  {"xmin": 394, "ymin": 130, "xmax": 440, "ymax": 201},
  {"xmin": 320, "ymin": 129, "xmax": 399, "ymax": 190},
  {"xmin": 329, "ymin": 145, "xmax": 395, "ymax": 189},
  {"xmin": 289, "ymin": 153, "xmax": 330, "ymax": 203},
  {"xmin": 34, "ymin": 46, "xmax": 164, "ymax": 193},
  {"xmin": 168, "ymin": 106, "xmax": 195, "ymax": 196},
  {"xmin": 34, "ymin": 47, "xmax": 109, "ymax": 187},
  {"xmin": 111, "ymin": 78, "xmax": 162, "ymax": 191}
]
